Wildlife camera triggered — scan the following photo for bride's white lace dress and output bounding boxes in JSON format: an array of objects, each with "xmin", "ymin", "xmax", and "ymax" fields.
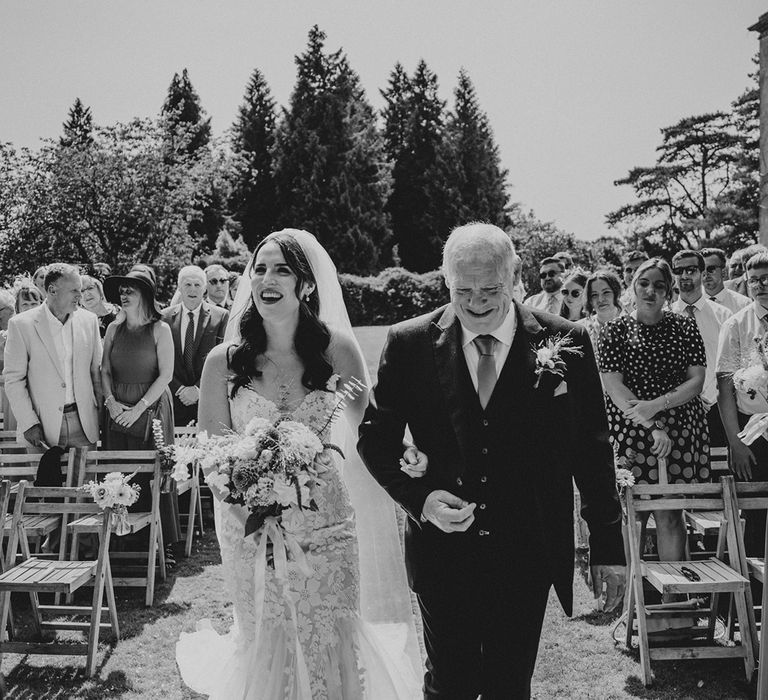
[{"xmin": 176, "ymin": 385, "xmax": 421, "ymax": 699}]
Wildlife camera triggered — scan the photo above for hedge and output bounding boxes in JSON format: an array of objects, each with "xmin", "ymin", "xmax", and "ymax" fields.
[{"xmin": 340, "ymin": 267, "xmax": 449, "ymax": 326}]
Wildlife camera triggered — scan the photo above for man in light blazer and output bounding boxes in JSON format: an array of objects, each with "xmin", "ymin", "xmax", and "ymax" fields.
[
  {"xmin": 161, "ymin": 265, "xmax": 229, "ymax": 427},
  {"xmin": 4, "ymin": 263, "xmax": 102, "ymax": 451}
]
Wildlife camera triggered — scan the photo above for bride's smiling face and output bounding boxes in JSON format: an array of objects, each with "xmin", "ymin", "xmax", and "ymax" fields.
[{"xmin": 250, "ymin": 241, "xmax": 314, "ymax": 319}]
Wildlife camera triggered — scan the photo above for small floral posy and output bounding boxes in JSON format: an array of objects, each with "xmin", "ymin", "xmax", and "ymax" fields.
[
  {"xmin": 80, "ymin": 471, "xmax": 141, "ymax": 535},
  {"xmin": 531, "ymin": 331, "xmax": 583, "ymax": 389}
]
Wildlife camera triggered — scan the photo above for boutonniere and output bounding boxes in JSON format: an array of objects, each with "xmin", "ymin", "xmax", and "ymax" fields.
[{"xmin": 531, "ymin": 331, "xmax": 583, "ymax": 389}]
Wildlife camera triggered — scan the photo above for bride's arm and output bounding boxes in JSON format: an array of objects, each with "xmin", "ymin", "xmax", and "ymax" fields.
[
  {"xmin": 198, "ymin": 344, "xmax": 233, "ymax": 502},
  {"xmin": 329, "ymin": 330, "xmax": 369, "ymax": 430},
  {"xmin": 198, "ymin": 344, "xmax": 232, "ymax": 436}
]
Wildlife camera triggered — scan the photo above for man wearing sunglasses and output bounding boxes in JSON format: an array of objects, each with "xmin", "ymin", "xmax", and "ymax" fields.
[
  {"xmin": 618, "ymin": 250, "xmax": 649, "ymax": 313},
  {"xmin": 524, "ymin": 257, "xmax": 565, "ymax": 315},
  {"xmin": 205, "ymin": 264, "xmax": 232, "ymax": 310},
  {"xmin": 717, "ymin": 251, "xmax": 768, "ymax": 556},
  {"xmin": 700, "ymin": 247, "xmax": 751, "ymax": 315},
  {"xmin": 670, "ymin": 250, "xmax": 731, "ymax": 451}
]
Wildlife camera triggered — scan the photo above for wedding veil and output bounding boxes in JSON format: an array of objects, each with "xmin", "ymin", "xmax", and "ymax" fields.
[{"xmin": 225, "ymin": 229, "xmax": 423, "ymax": 678}]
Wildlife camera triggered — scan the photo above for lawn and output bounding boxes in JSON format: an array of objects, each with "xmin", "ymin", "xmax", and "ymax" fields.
[{"xmin": 0, "ymin": 326, "xmax": 756, "ymax": 698}]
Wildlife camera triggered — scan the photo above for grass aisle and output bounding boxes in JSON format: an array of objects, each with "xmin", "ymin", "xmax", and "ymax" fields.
[{"xmin": 0, "ymin": 327, "xmax": 754, "ymax": 698}]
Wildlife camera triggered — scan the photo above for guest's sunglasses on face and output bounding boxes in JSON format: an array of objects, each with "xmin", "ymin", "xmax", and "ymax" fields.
[
  {"xmin": 672, "ymin": 265, "xmax": 699, "ymax": 276},
  {"xmin": 119, "ymin": 286, "xmax": 137, "ymax": 296},
  {"xmin": 539, "ymin": 270, "xmax": 560, "ymax": 279},
  {"xmin": 208, "ymin": 278, "xmax": 229, "ymax": 285},
  {"xmin": 561, "ymin": 288, "xmax": 582, "ymax": 298},
  {"xmin": 704, "ymin": 264, "xmax": 722, "ymax": 274}
]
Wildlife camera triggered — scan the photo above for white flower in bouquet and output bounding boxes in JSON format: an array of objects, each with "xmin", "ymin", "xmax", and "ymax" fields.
[
  {"xmin": 104, "ymin": 472, "xmax": 124, "ymax": 484},
  {"xmin": 244, "ymin": 416, "xmax": 272, "ymax": 439},
  {"xmin": 276, "ymin": 421, "xmax": 323, "ymax": 464},
  {"xmin": 92, "ymin": 484, "xmax": 112, "ymax": 508},
  {"xmin": 114, "ymin": 483, "xmax": 138, "ymax": 506},
  {"xmin": 615, "ymin": 468, "xmax": 635, "ymax": 489},
  {"xmin": 204, "ymin": 470, "xmax": 230, "ymax": 494},
  {"xmin": 272, "ymin": 474, "xmax": 299, "ymax": 507}
]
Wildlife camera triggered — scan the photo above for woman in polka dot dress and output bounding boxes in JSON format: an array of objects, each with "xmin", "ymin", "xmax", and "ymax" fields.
[{"xmin": 599, "ymin": 258, "xmax": 708, "ymax": 564}]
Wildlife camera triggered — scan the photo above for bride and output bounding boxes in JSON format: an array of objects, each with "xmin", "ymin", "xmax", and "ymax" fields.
[{"xmin": 176, "ymin": 229, "xmax": 423, "ymax": 699}]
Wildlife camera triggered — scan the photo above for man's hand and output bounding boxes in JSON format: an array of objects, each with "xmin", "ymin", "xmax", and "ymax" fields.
[
  {"xmin": 421, "ymin": 490, "xmax": 476, "ymax": 533},
  {"xmin": 23, "ymin": 423, "xmax": 45, "ymax": 448},
  {"xmin": 400, "ymin": 445, "xmax": 428, "ymax": 478},
  {"xmin": 590, "ymin": 564, "xmax": 626, "ymax": 613},
  {"xmin": 729, "ymin": 440, "xmax": 756, "ymax": 480},
  {"xmin": 177, "ymin": 386, "xmax": 200, "ymax": 407}
]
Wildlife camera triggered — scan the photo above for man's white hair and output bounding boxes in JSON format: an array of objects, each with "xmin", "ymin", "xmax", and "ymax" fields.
[
  {"xmin": 177, "ymin": 265, "xmax": 206, "ymax": 287},
  {"xmin": 442, "ymin": 222, "xmax": 518, "ymax": 285}
]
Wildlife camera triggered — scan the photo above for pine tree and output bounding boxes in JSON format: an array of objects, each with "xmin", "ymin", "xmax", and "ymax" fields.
[
  {"xmin": 272, "ymin": 26, "xmax": 391, "ymax": 274},
  {"xmin": 382, "ymin": 60, "xmax": 446, "ymax": 272},
  {"xmin": 60, "ymin": 98, "xmax": 94, "ymax": 148},
  {"xmin": 161, "ymin": 68, "xmax": 212, "ymax": 157},
  {"xmin": 229, "ymin": 69, "xmax": 279, "ymax": 248},
  {"xmin": 439, "ymin": 69, "xmax": 510, "ymax": 230}
]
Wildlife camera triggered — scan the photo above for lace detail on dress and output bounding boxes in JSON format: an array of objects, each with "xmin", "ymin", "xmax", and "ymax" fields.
[{"xmin": 220, "ymin": 385, "xmax": 364, "ymax": 699}]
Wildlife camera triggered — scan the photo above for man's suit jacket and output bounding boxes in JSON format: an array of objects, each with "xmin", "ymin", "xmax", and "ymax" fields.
[
  {"xmin": 358, "ymin": 301, "xmax": 624, "ymax": 615},
  {"xmin": 3, "ymin": 305, "xmax": 102, "ymax": 447},
  {"xmin": 161, "ymin": 302, "xmax": 228, "ymax": 426}
]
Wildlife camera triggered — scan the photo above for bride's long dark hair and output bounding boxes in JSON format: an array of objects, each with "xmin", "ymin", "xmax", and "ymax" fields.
[{"xmin": 228, "ymin": 232, "xmax": 333, "ymax": 398}]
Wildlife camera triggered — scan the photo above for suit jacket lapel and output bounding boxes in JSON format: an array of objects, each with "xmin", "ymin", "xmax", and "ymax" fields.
[
  {"xmin": 33, "ymin": 305, "xmax": 65, "ymax": 381},
  {"xmin": 431, "ymin": 307, "xmax": 479, "ymax": 475}
]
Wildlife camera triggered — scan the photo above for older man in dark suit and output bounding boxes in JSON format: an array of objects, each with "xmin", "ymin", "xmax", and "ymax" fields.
[
  {"xmin": 161, "ymin": 266, "xmax": 228, "ymax": 427},
  {"xmin": 359, "ymin": 223, "xmax": 625, "ymax": 699}
]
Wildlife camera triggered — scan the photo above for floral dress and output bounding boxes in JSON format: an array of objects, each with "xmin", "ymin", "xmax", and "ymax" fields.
[
  {"xmin": 598, "ymin": 311, "xmax": 710, "ymax": 484},
  {"xmin": 176, "ymin": 385, "xmax": 420, "ymax": 700}
]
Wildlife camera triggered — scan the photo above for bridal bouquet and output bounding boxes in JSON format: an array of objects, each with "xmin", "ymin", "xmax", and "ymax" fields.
[
  {"xmin": 80, "ymin": 472, "xmax": 141, "ymax": 536},
  {"xmin": 173, "ymin": 376, "xmax": 366, "ymax": 541}
]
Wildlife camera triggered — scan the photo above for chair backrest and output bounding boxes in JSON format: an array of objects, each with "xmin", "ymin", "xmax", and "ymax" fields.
[
  {"xmin": 73, "ymin": 449, "xmax": 161, "ymax": 514},
  {"xmin": 0, "ymin": 451, "xmax": 75, "ymax": 485},
  {"xmin": 0, "ymin": 431, "xmax": 18, "ymax": 443},
  {"xmin": 3, "ymin": 480, "xmax": 112, "ymax": 569},
  {"xmin": 625, "ymin": 481, "xmax": 728, "ymax": 517},
  {"xmin": 710, "ymin": 446, "xmax": 729, "ymax": 475},
  {"xmin": 723, "ymin": 480, "xmax": 768, "ymax": 511}
]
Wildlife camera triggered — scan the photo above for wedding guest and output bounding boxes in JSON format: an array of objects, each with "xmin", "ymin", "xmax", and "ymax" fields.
[
  {"xmin": 205, "ymin": 264, "xmax": 231, "ymax": 309},
  {"xmin": 524, "ymin": 257, "xmax": 564, "ymax": 314},
  {"xmin": 579, "ymin": 268, "xmax": 623, "ymax": 358},
  {"xmin": 102, "ymin": 268, "xmax": 178, "ymax": 541},
  {"xmin": 619, "ymin": 250, "xmax": 649, "ymax": 312},
  {"xmin": 559, "ymin": 269, "xmax": 588, "ymax": 321},
  {"xmin": 80, "ymin": 275, "xmax": 117, "ymax": 338},
  {"xmin": 717, "ymin": 251, "xmax": 768, "ymax": 555},
  {"xmin": 32, "ymin": 266, "xmax": 48, "ymax": 298},
  {"xmin": 726, "ymin": 245, "xmax": 767, "ymax": 296},
  {"xmin": 4, "ymin": 263, "xmax": 102, "ymax": 452},
  {"xmin": 161, "ymin": 266, "xmax": 228, "ymax": 427},
  {"xmin": 670, "ymin": 250, "xmax": 731, "ymax": 451},
  {"xmin": 0, "ymin": 290, "xmax": 14, "ymax": 375},
  {"xmin": 14, "ymin": 282, "xmax": 43, "ymax": 314},
  {"xmin": 553, "ymin": 251, "xmax": 574, "ymax": 271},
  {"xmin": 600, "ymin": 258, "xmax": 708, "ymax": 591},
  {"xmin": 701, "ymin": 247, "xmax": 751, "ymax": 314}
]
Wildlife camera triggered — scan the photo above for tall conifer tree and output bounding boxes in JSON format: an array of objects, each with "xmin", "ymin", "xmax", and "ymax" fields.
[
  {"xmin": 382, "ymin": 60, "xmax": 446, "ymax": 272},
  {"xmin": 230, "ymin": 69, "xmax": 278, "ymax": 247},
  {"xmin": 272, "ymin": 26, "xmax": 391, "ymax": 274},
  {"xmin": 60, "ymin": 98, "xmax": 94, "ymax": 148}
]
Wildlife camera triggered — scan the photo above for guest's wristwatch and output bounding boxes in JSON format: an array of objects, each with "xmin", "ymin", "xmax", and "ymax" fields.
[{"xmin": 653, "ymin": 419, "xmax": 665, "ymax": 431}]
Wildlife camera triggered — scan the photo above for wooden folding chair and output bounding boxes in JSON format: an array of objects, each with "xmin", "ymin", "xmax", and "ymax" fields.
[
  {"xmin": 172, "ymin": 425, "xmax": 203, "ymax": 557},
  {"xmin": 0, "ymin": 480, "xmax": 119, "ymax": 677},
  {"xmin": 624, "ymin": 476, "xmax": 756, "ymax": 687},
  {"xmin": 69, "ymin": 449, "xmax": 165, "ymax": 606}
]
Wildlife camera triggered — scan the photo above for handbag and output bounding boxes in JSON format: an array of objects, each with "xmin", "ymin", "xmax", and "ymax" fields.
[{"xmin": 109, "ymin": 401, "xmax": 157, "ymax": 442}]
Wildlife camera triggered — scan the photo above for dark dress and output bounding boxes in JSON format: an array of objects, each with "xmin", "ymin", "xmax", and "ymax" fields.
[
  {"xmin": 105, "ymin": 321, "xmax": 178, "ymax": 540},
  {"xmin": 598, "ymin": 311, "xmax": 710, "ymax": 484},
  {"xmin": 96, "ymin": 309, "xmax": 117, "ymax": 338}
]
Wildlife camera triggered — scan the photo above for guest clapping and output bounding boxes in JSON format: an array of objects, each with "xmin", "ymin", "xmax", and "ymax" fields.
[{"xmin": 80, "ymin": 275, "xmax": 117, "ymax": 337}]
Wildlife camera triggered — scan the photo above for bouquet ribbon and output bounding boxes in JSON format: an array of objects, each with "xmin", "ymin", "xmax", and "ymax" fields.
[
  {"xmin": 252, "ymin": 515, "xmax": 312, "ymax": 696},
  {"xmin": 737, "ymin": 413, "xmax": 768, "ymax": 446}
]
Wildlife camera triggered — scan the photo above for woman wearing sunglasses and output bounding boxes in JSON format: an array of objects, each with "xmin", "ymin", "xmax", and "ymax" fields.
[{"xmin": 558, "ymin": 269, "xmax": 588, "ymax": 321}]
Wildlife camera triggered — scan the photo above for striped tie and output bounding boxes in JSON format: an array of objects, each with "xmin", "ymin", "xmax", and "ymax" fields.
[{"xmin": 183, "ymin": 311, "xmax": 195, "ymax": 370}]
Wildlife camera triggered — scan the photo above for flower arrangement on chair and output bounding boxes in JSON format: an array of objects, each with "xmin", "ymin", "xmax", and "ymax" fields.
[{"xmin": 80, "ymin": 472, "xmax": 140, "ymax": 535}]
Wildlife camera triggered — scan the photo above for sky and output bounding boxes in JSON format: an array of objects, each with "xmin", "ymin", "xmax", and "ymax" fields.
[{"xmin": 1, "ymin": 1, "xmax": 764, "ymax": 241}]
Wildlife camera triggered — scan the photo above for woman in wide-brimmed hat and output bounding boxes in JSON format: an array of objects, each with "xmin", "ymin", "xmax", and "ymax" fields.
[{"xmin": 102, "ymin": 269, "xmax": 179, "ymax": 543}]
